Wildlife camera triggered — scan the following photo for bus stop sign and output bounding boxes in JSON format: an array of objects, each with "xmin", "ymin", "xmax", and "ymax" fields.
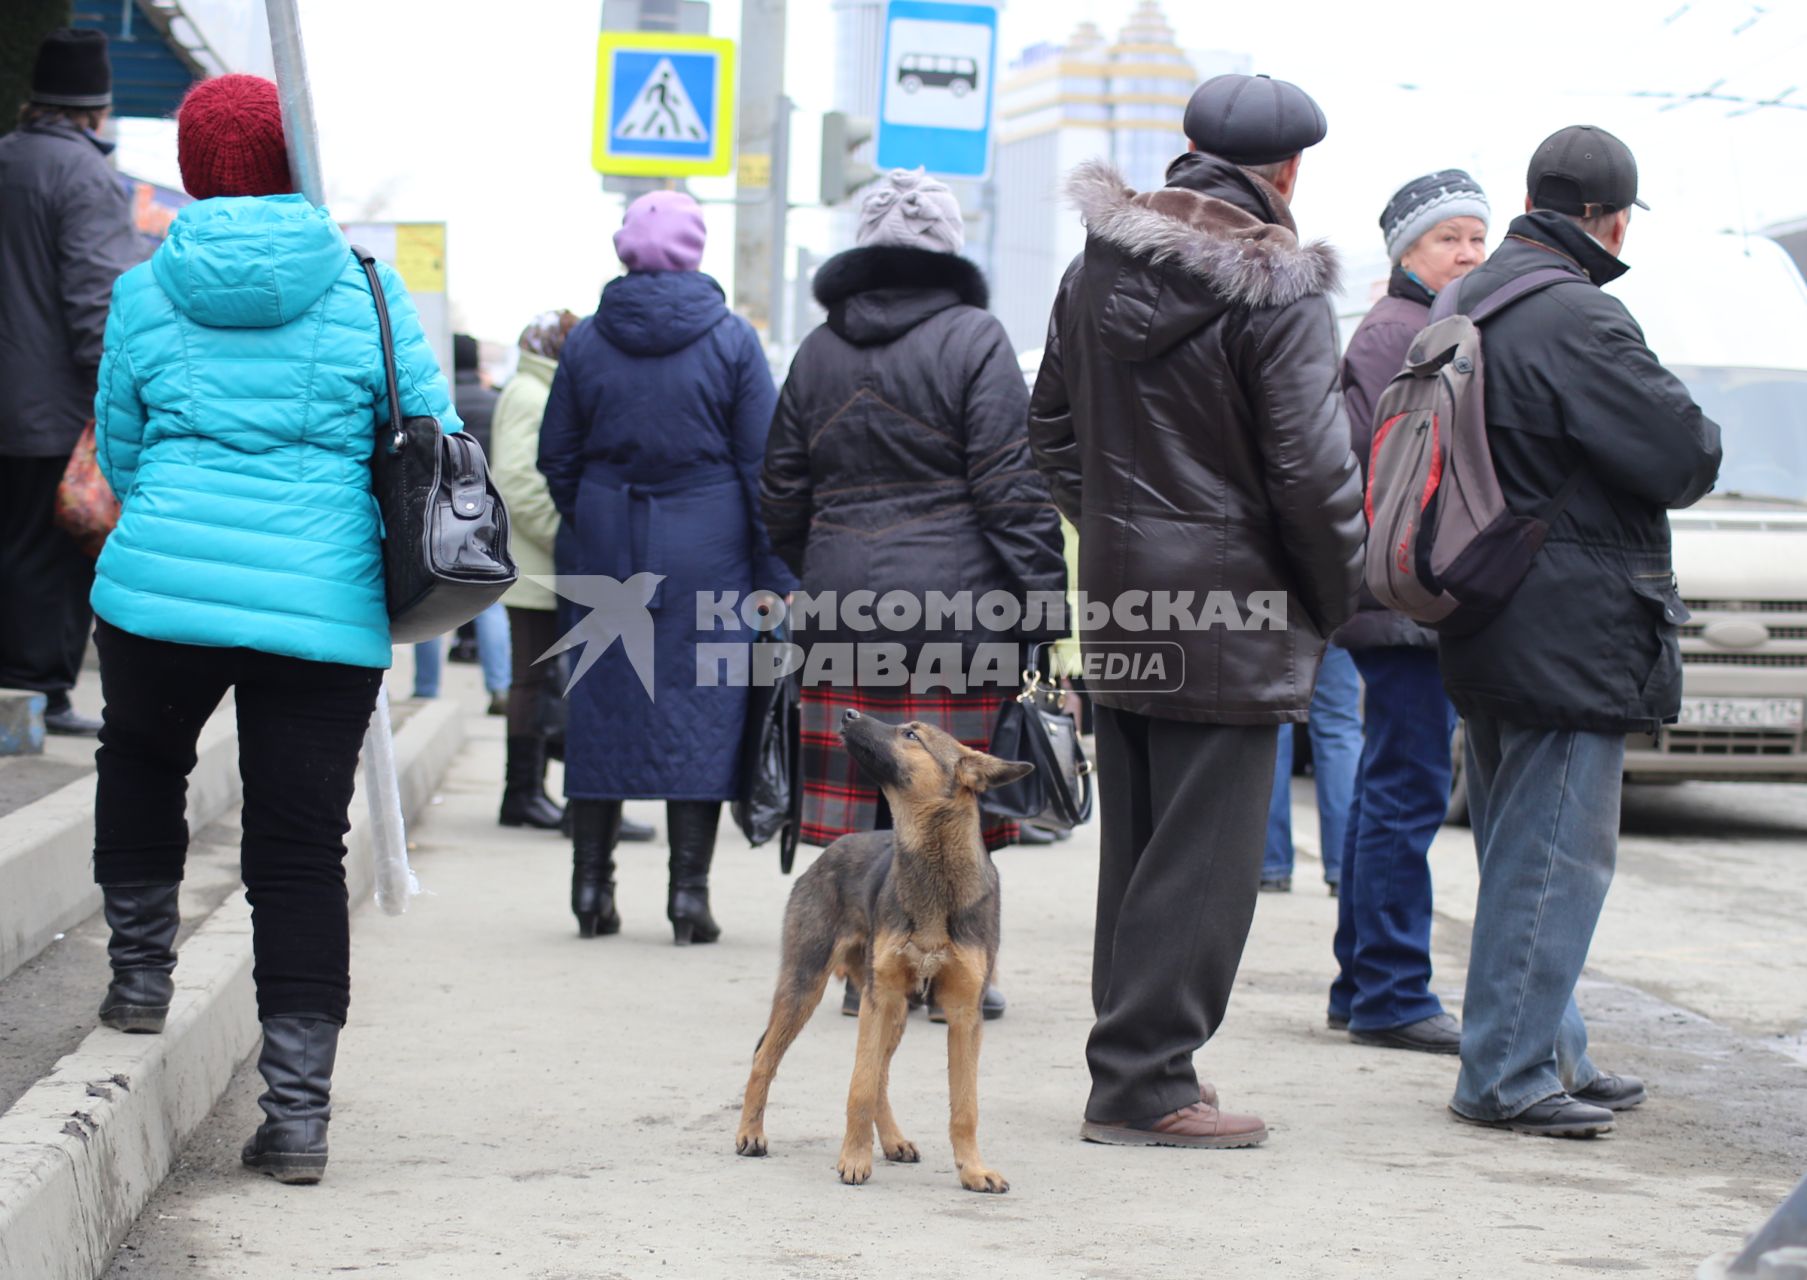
[{"xmin": 875, "ymin": 0, "xmax": 997, "ymax": 179}]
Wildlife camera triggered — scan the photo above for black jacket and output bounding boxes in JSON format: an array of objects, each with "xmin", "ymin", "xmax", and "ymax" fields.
[
  {"xmin": 0, "ymin": 120, "xmax": 145, "ymax": 457},
  {"xmin": 1028, "ymin": 154, "xmax": 1364, "ymax": 725},
  {"xmin": 1437, "ymin": 211, "xmax": 1722, "ymax": 733},
  {"xmin": 761, "ymin": 246, "xmax": 1066, "ymax": 657},
  {"xmin": 454, "ymin": 370, "xmax": 498, "ymax": 457},
  {"xmin": 1333, "ymin": 268, "xmax": 1440, "ymax": 651}
]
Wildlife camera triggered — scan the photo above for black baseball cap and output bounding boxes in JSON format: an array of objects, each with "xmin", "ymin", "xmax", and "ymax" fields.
[{"xmin": 1527, "ymin": 125, "xmax": 1649, "ymax": 216}]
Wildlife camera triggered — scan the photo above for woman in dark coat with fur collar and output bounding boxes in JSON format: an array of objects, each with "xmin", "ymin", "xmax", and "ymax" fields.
[{"xmin": 762, "ymin": 169, "xmax": 1067, "ymax": 1016}]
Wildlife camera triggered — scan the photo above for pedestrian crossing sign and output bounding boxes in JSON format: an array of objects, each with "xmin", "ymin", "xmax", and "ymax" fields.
[{"xmin": 592, "ymin": 32, "xmax": 736, "ymax": 178}]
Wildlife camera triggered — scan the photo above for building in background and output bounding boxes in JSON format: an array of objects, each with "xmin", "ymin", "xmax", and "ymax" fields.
[{"xmin": 992, "ymin": 1, "xmax": 1247, "ymax": 354}]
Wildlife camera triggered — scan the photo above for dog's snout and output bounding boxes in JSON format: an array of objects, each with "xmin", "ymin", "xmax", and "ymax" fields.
[{"xmin": 842, "ymin": 709, "xmax": 861, "ymax": 724}]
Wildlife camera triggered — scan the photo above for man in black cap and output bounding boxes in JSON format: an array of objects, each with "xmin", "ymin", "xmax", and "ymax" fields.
[
  {"xmin": 1436, "ymin": 125, "xmax": 1721, "ymax": 1137},
  {"xmin": 1029, "ymin": 72, "xmax": 1362, "ymax": 1149},
  {"xmin": 0, "ymin": 27, "xmax": 144, "ymax": 734}
]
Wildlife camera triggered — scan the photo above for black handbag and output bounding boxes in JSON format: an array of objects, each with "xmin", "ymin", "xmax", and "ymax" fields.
[
  {"xmin": 981, "ymin": 671, "xmax": 1094, "ymax": 835},
  {"xmin": 353, "ymin": 246, "xmax": 517, "ymax": 645},
  {"xmin": 732, "ymin": 628, "xmax": 804, "ymax": 873}
]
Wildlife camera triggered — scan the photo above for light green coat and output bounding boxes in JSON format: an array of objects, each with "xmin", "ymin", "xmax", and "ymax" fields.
[{"xmin": 491, "ymin": 351, "xmax": 560, "ymax": 611}]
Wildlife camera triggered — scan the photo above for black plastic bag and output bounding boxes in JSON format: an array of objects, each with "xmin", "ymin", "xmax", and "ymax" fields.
[{"xmin": 732, "ymin": 631, "xmax": 803, "ymax": 872}]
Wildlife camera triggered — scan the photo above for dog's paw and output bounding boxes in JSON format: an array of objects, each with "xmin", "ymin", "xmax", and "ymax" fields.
[
  {"xmin": 882, "ymin": 1137, "xmax": 919, "ymax": 1163},
  {"xmin": 836, "ymin": 1150, "xmax": 873, "ymax": 1185},
  {"xmin": 958, "ymin": 1165, "xmax": 1009, "ymax": 1194},
  {"xmin": 735, "ymin": 1131, "xmax": 768, "ymax": 1157}
]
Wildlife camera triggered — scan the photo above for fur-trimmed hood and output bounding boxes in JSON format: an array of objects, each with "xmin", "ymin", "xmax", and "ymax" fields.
[
  {"xmin": 1066, "ymin": 157, "xmax": 1340, "ymax": 340},
  {"xmin": 812, "ymin": 245, "xmax": 989, "ymax": 347}
]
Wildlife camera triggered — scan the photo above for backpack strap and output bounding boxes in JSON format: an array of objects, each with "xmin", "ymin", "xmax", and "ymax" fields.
[
  {"xmin": 1463, "ymin": 267, "xmax": 1581, "ymax": 324},
  {"xmin": 1538, "ymin": 466, "xmax": 1587, "ymax": 526}
]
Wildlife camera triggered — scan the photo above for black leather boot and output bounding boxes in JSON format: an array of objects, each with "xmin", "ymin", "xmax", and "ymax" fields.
[
  {"xmin": 499, "ymin": 735, "xmax": 565, "ymax": 829},
  {"xmin": 571, "ymin": 799, "xmax": 622, "ymax": 937},
  {"xmin": 241, "ymin": 1015, "xmax": 340, "ymax": 1184},
  {"xmin": 666, "ymin": 800, "xmax": 722, "ymax": 946},
  {"xmin": 98, "ymin": 884, "xmax": 180, "ymax": 1034}
]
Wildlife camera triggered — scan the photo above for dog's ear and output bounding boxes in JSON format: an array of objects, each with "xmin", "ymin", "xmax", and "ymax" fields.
[{"xmin": 957, "ymin": 752, "xmax": 1035, "ymax": 793}]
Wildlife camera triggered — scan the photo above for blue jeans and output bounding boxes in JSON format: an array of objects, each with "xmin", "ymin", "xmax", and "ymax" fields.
[
  {"xmin": 474, "ymin": 601, "xmax": 511, "ymax": 695},
  {"xmin": 412, "ymin": 603, "xmax": 512, "ymax": 698},
  {"xmin": 1450, "ymin": 712, "xmax": 1616, "ymax": 1121},
  {"xmin": 412, "ymin": 637, "xmax": 441, "ymax": 698},
  {"xmin": 1264, "ymin": 643, "xmax": 1361, "ymax": 884},
  {"xmin": 1329, "ymin": 647, "xmax": 1456, "ymax": 1030}
]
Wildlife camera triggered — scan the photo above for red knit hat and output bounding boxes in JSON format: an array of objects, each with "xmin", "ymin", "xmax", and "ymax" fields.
[{"xmin": 177, "ymin": 75, "xmax": 293, "ymax": 199}]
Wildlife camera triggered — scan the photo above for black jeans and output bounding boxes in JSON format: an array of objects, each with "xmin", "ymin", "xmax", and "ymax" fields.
[
  {"xmin": 0, "ymin": 455, "xmax": 95, "ymax": 698},
  {"xmin": 1085, "ymin": 704, "xmax": 1277, "ymax": 1123},
  {"xmin": 505, "ymin": 606, "xmax": 560, "ymax": 738},
  {"xmin": 93, "ymin": 620, "xmax": 382, "ymax": 1024}
]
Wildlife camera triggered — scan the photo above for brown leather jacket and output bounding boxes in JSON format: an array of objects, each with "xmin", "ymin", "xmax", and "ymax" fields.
[{"xmin": 1028, "ymin": 152, "xmax": 1364, "ymax": 725}]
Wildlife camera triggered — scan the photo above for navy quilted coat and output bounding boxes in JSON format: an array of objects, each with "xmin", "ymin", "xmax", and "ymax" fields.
[{"xmin": 538, "ymin": 270, "xmax": 794, "ymax": 801}]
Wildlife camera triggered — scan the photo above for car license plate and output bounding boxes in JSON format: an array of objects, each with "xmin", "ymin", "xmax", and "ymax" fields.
[{"xmin": 1676, "ymin": 697, "xmax": 1805, "ymax": 730}]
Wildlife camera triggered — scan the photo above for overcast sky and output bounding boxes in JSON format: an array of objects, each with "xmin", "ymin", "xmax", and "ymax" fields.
[{"xmin": 114, "ymin": 0, "xmax": 1807, "ymax": 346}]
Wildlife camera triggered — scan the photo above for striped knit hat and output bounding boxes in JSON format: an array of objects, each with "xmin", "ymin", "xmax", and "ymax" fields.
[{"xmin": 1381, "ymin": 170, "xmax": 1489, "ymax": 265}]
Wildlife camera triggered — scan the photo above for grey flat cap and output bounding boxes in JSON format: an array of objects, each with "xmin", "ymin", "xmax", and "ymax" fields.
[{"xmin": 1182, "ymin": 73, "xmax": 1327, "ymax": 167}]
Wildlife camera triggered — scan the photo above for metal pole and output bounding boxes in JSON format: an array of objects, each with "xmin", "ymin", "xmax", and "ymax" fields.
[
  {"xmin": 263, "ymin": 0, "xmax": 324, "ymax": 205},
  {"xmin": 768, "ymin": 94, "xmax": 791, "ymax": 350},
  {"xmin": 734, "ymin": 0, "xmax": 786, "ymax": 337}
]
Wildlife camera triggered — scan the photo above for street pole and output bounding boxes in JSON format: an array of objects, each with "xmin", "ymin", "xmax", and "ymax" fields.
[
  {"xmin": 263, "ymin": 0, "xmax": 324, "ymax": 205},
  {"xmin": 768, "ymin": 94, "xmax": 791, "ymax": 350},
  {"xmin": 734, "ymin": 0, "xmax": 786, "ymax": 340}
]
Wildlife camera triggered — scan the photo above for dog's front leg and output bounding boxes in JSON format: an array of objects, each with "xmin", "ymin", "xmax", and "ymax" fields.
[
  {"xmin": 875, "ymin": 992, "xmax": 918, "ymax": 1164},
  {"xmin": 839, "ymin": 960, "xmax": 909, "ymax": 1185},
  {"xmin": 942, "ymin": 948, "xmax": 1008, "ymax": 1194}
]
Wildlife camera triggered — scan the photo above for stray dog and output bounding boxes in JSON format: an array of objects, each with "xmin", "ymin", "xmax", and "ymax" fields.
[{"xmin": 735, "ymin": 709, "xmax": 1032, "ymax": 1193}]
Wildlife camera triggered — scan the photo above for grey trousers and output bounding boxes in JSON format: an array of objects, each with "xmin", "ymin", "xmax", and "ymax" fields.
[{"xmin": 1085, "ymin": 704, "xmax": 1278, "ymax": 1123}]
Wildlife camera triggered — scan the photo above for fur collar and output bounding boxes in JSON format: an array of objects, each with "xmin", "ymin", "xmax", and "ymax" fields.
[
  {"xmin": 812, "ymin": 245, "xmax": 989, "ymax": 310},
  {"xmin": 1065, "ymin": 160, "xmax": 1340, "ymax": 309}
]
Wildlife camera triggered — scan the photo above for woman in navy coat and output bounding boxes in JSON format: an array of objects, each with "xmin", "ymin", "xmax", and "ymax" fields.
[{"xmin": 539, "ymin": 192, "xmax": 793, "ymax": 944}]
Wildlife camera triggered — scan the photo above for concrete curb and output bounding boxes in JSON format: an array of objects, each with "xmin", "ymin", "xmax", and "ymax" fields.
[
  {"xmin": 0, "ymin": 708, "xmax": 241, "ymax": 985},
  {"xmin": 0, "ymin": 695, "xmax": 466, "ymax": 1280}
]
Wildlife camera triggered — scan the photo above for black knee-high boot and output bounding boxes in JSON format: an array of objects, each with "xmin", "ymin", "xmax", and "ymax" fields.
[
  {"xmin": 500, "ymin": 735, "xmax": 564, "ymax": 829},
  {"xmin": 570, "ymin": 799, "xmax": 622, "ymax": 937},
  {"xmin": 241, "ymin": 1014, "xmax": 340, "ymax": 1185},
  {"xmin": 665, "ymin": 800, "xmax": 721, "ymax": 946},
  {"xmin": 98, "ymin": 883, "xmax": 181, "ymax": 1033}
]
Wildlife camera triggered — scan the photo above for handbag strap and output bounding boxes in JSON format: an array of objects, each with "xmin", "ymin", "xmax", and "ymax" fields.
[{"xmin": 350, "ymin": 245, "xmax": 405, "ymax": 451}]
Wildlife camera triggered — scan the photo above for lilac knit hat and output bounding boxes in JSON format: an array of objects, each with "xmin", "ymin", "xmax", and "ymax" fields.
[{"xmin": 614, "ymin": 190, "xmax": 706, "ymax": 273}]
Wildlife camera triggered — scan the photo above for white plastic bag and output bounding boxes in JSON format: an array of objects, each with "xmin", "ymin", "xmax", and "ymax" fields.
[{"xmin": 364, "ymin": 686, "xmax": 418, "ymax": 914}]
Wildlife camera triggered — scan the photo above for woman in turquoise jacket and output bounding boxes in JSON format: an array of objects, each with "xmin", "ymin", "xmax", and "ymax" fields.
[{"xmin": 86, "ymin": 75, "xmax": 458, "ymax": 1187}]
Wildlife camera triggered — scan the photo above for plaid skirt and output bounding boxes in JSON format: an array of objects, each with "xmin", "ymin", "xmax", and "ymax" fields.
[{"xmin": 800, "ymin": 683, "xmax": 1019, "ymax": 852}]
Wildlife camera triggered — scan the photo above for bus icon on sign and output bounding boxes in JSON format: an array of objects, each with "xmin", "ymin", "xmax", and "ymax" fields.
[{"xmin": 898, "ymin": 53, "xmax": 977, "ymax": 97}]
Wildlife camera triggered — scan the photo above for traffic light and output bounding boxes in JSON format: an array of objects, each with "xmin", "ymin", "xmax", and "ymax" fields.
[{"xmin": 820, "ymin": 111, "xmax": 877, "ymax": 206}]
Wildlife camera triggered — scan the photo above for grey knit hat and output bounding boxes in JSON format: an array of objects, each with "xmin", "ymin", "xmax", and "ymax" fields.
[
  {"xmin": 856, "ymin": 168, "xmax": 965, "ymax": 254},
  {"xmin": 1381, "ymin": 170, "xmax": 1489, "ymax": 265}
]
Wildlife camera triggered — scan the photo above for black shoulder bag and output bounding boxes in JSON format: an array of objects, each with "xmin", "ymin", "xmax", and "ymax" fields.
[{"xmin": 353, "ymin": 247, "xmax": 517, "ymax": 644}]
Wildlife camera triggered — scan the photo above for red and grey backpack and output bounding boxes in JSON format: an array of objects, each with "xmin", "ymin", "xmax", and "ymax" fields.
[{"xmin": 1362, "ymin": 267, "xmax": 1584, "ymax": 636}]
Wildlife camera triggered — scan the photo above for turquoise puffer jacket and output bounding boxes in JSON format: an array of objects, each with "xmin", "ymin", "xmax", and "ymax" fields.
[{"xmin": 92, "ymin": 196, "xmax": 460, "ymax": 668}]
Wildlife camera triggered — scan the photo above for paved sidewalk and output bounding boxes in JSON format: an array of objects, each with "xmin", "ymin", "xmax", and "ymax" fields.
[{"xmin": 105, "ymin": 719, "xmax": 1803, "ymax": 1279}]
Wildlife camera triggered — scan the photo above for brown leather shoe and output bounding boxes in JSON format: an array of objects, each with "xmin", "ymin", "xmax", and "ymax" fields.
[
  {"xmin": 1080, "ymin": 1101, "xmax": 1267, "ymax": 1149},
  {"xmin": 1200, "ymin": 1082, "xmax": 1218, "ymax": 1107}
]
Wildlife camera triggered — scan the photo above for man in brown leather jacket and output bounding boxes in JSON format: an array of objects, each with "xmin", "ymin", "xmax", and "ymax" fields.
[{"xmin": 1029, "ymin": 72, "xmax": 1364, "ymax": 1150}]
